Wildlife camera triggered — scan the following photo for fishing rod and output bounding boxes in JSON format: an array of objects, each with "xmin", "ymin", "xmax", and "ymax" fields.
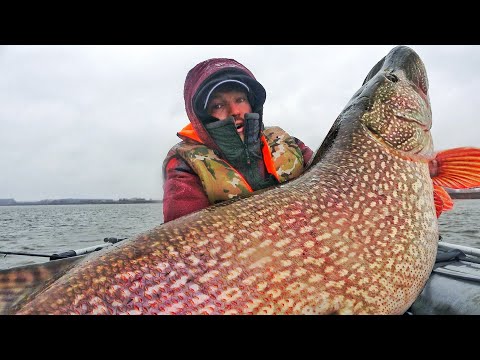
[
  {"xmin": 0, "ymin": 237, "xmax": 127, "ymax": 261},
  {"xmin": 0, "ymin": 251, "xmax": 52, "ymax": 258}
]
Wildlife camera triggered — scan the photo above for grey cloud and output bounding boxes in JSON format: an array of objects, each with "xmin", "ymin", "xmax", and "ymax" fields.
[{"xmin": 0, "ymin": 45, "xmax": 478, "ymax": 201}]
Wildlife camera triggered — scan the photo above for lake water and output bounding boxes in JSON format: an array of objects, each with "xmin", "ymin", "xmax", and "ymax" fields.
[
  {"xmin": 0, "ymin": 200, "xmax": 479, "ymax": 270},
  {"xmin": 0, "ymin": 203, "xmax": 164, "ymax": 269}
]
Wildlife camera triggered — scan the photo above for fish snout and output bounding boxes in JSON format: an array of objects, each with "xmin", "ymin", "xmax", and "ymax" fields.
[
  {"xmin": 361, "ymin": 47, "xmax": 434, "ymax": 160},
  {"xmin": 384, "ymin": 46, "xmax": 429, "ymax": 98}
]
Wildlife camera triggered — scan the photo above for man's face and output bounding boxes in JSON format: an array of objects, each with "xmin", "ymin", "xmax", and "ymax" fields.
[{"xmin": 206, "ymin": 89, "xmax": 252, "ymax": 141}]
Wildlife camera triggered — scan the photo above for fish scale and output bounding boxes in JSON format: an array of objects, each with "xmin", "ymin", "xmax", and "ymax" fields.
[
  {"xmin": 14, "ymin": 126, "xmax": 437, "ymax": 315},
  {"xmin": 2, "ymin": 46, "xmax": 439, "ymax": 315}
]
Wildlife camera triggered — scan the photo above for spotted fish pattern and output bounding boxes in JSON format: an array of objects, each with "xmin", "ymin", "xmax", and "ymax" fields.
[{"xmin": 2, "ymin": 46, "xmax": 438, "ymax": 314}]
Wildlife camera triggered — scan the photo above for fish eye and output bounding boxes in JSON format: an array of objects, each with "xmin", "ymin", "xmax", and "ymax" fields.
[{"xmin": 385, "ymin": 73, "xmax": 399, "ymax": 82}]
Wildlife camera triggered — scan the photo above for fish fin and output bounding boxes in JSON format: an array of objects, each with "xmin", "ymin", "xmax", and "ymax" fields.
[
  {"xmin": 433, "ymin": 184, "xmax": 454, "ymax": 218},
  {"xmin": 431, "ymin": 147, "xmax": 480, "ymax": 189},
  {"xmin": 0, "ymin": 256, "xmax": 84, "ymax": 314}
]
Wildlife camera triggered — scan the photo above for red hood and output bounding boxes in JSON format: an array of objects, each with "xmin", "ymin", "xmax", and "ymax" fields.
[{"xmin": 183, "ymin": 58, "xmax": 257, "ymax": 151}]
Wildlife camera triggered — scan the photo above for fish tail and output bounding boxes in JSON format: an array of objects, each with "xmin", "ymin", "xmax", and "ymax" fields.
[
  {"xmin": 430, "ymin": 147, "xmax": 480, "ymax": 217},
  {"xmin": 431, "ymin": 147, "xmax": 480, "ymax": 189}
]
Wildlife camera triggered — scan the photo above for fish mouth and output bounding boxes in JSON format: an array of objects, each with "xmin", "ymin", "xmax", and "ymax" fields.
[
  {"xmin": 359, "ymin": 46, "xmax": 434, "ymax": 160},
  {"xmin": 313, "ymin": 46, "xmax": 433, "ymax": 167},
  {"xmin": 364, "ymin": 46, "xmax": 429, "ymax": 96}
]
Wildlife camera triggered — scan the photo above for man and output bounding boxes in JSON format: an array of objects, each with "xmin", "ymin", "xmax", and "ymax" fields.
[
  {"xmin": 162, "ymin": 58, "xmax": 480, "ymax": 223},
  {"xmin": 162, "ymin": 58, "xmax": 313, "ymax": 222}
]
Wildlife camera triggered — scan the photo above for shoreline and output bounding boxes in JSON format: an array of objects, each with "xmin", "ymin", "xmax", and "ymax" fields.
[{"xmin": 0, "ymin": 199, "xmax": 163, "ymax": 206}]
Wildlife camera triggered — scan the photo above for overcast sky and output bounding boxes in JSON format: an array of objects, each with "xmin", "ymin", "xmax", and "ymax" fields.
[{"xmin": 1, "ymin": 45, "xmax": 478, "ymax": 201}]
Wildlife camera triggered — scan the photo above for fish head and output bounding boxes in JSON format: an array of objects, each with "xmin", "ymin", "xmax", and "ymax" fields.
[
  {"xmin": 359, "ymin": 45, "xmax": 434, "ymax": 161},
  {"xmin": 310, "ymin": 46, "xmax": 433, "ymax": 168}
]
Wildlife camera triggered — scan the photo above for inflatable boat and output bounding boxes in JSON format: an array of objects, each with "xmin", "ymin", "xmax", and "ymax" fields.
[{"xmin": 409, "ymin": 241, "xmax": 480, "ymax": 315}]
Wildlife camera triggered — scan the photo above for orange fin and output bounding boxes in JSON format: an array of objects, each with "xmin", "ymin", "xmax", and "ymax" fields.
[
  {"xmin": 430, "ymin": 147, "xmax": 480, "ymax": 189},
  {"xmin": 433, "ymin": 184, "xmax": 454, "ymax": 218}
]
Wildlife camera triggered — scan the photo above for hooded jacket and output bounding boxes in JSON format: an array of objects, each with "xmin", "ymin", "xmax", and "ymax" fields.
[{"xmin": 162, "ymin": 58, "xmax": 313, "ymax": 222}]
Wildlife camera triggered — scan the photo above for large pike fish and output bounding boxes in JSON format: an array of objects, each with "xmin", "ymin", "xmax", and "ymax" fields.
[{"xmin": 0, "ymin": 46, "xmax": 438, "ymax": 314}]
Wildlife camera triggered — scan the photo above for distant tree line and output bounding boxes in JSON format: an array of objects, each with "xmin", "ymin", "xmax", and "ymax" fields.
[{"xmin": 0, "ymin": 198, "xmax": 163, "ymax": 206}]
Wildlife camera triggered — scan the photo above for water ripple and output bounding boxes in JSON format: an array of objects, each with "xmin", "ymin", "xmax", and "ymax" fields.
[
  {"xmin": 0, "ymin": 200, "xmax": 479, "ymax": 270},
  {"xmin": 0, "ymin": 203, "xmax": 163, "ymax": 269}
]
